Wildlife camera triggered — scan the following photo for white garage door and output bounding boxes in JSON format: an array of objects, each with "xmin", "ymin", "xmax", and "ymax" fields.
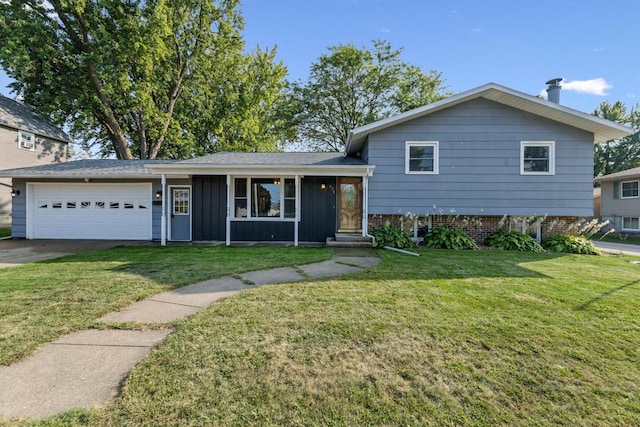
[{"xmin": 29, "ymin": 183, "xmax": 153, "ymax": 240}]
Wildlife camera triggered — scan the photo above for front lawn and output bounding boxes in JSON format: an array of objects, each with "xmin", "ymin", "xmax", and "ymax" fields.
[
  {"xmin": 0, "ymin": 245, "xmax": 332, "ymax": 366},
  {"xmin": 0, "ymin": 227, "xmax": 10, "ymax": 238},
  {"xmin": 595, "ymin": 232, "xmax": 640, "ymax": 246},
  {"xmin": 7, "ymin": 249, "xmax": 636, "ymax": 426}
]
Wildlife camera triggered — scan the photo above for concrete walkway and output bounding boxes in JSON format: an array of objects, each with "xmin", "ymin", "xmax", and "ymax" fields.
[{"xmin": 0, "ymin": 248, "xmax": 380, "ymax": 420}]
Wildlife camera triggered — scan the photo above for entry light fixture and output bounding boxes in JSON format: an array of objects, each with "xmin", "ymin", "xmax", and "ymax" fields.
[
  {"xmin": 320, "ymin": 183, "xmax": 326, "ymax": 191},
  {"xmin": 11, "ymin": 189, "xmax": 20, "ymax": 198},
  {"xmin": 155, "ymin": 190, "xmax": 162, "ymax": 200}
]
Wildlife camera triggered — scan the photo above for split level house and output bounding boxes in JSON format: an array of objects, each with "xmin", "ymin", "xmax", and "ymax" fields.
[
  {"xmin": 0, "ymin": 95, "xmax": 70, "ymax": 227},
  {"xmin": 596, "ymin": 167, "xmax": 640, "ymax": 234},
  {"xmin": 0, "ymin": 82, "xmax": 634, "ymax": 245}
]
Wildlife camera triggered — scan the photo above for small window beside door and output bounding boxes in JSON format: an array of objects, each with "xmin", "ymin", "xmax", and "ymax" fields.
[{"xmin": 173, "ymin": 189, "xmax": 190, "ymax": 215}]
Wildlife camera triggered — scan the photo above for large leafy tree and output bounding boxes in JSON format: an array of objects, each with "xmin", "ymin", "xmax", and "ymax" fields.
[
  {"xmin": 0, "ymin": 0, "xmax": 288, "ymax": 159},
  {"xmin": 593, "ymin": 101, "xmax": 640, "ymax": 178},
  {"xmin": 287, "ymin": 40, "xmax": 450, "ymax": 152}
]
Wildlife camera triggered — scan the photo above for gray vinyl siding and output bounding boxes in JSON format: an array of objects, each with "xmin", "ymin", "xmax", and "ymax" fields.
[
  {"xmin": 0, "ymin": 126, "xmax": 68, "ymax": 226},
  {"xmin": 366, "ymin": 98, "xmax": 595, "ymax": 217},
  {"xmin": 9, "ymin": 179, "xmax": 27, "ymax": 237},
  {"xmin": 599, "ymin": 179, "xmax": 640, "ymax": 232}
]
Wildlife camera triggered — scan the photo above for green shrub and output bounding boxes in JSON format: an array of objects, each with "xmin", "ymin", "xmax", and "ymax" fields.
[
  {"xmin": 487, "ymin": 229, "xmax": 544, "ymax": 252},
  {"xmin": 542, "ymin": 234, "xmax": 601, "ymax": 255},
  {"xmin": 370, "ymin": 224, "xmax": 415, "ymax": 249},
  {"xmin": 422, "ymin": 226, "xmax": 478, "ymax": 250}
]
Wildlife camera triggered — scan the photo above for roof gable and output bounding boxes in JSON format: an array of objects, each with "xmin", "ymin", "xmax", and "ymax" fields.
[
  {"xmin": 0, "ymin": 95, "xmax": 73, "ymax": 144},
  {"xmin": 345, "ymin": 83, "xmax": 636, "ymax": 155}
]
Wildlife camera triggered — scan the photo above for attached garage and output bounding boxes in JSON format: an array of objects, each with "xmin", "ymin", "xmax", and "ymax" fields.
[{"xmin": 27, "ymin": 183, "xmax": 153, "ymax": 240}]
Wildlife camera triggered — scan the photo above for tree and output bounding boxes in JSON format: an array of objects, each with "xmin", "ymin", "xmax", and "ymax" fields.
[
  {"xmin": 287, "ymin": 40, "xmax": 449, "ymax": 152},
  {"xmin": 0, "ymin": 0, "xmax": 288, "ymax": 159},
  {"xmin": 593, "ymin": 101, "xmax": 640, "ymax": 178}
]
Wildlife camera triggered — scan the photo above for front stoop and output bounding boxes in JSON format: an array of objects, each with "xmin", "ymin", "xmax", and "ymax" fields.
[{"xmin": 326, "ymin": 233, "xmax": 373, "ymax": 248}]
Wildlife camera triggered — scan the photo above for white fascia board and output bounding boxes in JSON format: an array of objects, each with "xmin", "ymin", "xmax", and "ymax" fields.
[
  {"xmin": 0, "ymin": 173, "xmax": 160, "ymax": 179},
  {"xmin": 146, "ymin": 165, "xmax": 374, "ymax": 177}
]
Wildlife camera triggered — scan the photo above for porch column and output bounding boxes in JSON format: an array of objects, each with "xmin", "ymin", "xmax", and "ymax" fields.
[
  {"xmin": 225, "ymin": 175, "xmax": 231, "ymax": 246},
  {"xmin": 362, "ymin": 174, "xmax": 369, "ymax": 237},
  {"xmin": 294, "ymin": 175, "xmax": 300, "ymax": 247},
  {"xmin": 160, "ymin": 174, "xmax": 167, "ymax": 246}
]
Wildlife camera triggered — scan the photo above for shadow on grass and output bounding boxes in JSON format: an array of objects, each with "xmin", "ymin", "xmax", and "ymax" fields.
[{"xmin": 574, "ymin": 279, "xmax": 640, "ymax": 311}]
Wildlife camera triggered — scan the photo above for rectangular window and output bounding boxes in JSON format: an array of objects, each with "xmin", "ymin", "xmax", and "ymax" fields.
[
  {"xmin": 252, "ymin": 178, "xmax": 281, "ymax": 218},
  {"xmin": 233, "ymin": 177, "xmax": 296, "ymax": 220},
  {"xmin": 621, "ymin": 181, "xmax": 639, "ymax": 199},
  {"xmin": 18, "ymin": 131, "xmax": 35, "ymax": 151},
  {"xmin": 622, "ymin": 217, "xmax": 640, "ymax": 231},
  {"xmin": 406, "ymin": 141, "xmax": 438, "ymax": 174},
  {"xmin": 172, "ymin": 190, "xmax": 189, "ymax": 215},
  {"xmin": 521, "ymin": 141, "xmax": 555, "ymax": 175}
]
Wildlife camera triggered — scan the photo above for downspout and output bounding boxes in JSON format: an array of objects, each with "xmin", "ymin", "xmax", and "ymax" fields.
[
  {"xmin": 160, "ymin": 174, "xmax": 167, "ymax": 246},
  {"xmin": 294, "ymin": 175, "xmax": 300, "ymax": 247},
  {"xmin": 226, "ymin": 175, "xmax": 231, "ymax": 246}
]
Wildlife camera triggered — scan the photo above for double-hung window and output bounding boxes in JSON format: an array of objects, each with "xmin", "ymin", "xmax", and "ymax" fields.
[
  {"xmin": 622, "ymin": 217, "xmax": 640, "ymax": 231},
  {"xmin": 234, "ymin": 177, "xmax": 296, "ymax": 219},
  {"xmin": 521, "ymin": 141, "xmax": 555, "ymax": 175},
  {"xmin": 406, "ymin": 141, "xmax": 439, "ymax": 174},
  {"xmin": 18, "ymin": 130, "xmax": 35, "ymax": 151},
  {"xmin": 621, "ymin": 181, "xmax": 639, "ymax": 199}
]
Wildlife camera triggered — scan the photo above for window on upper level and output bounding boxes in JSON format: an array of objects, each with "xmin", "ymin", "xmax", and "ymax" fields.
[
  {"xmin": 521, "ymin": 141, "xmax": 555, "ymax": 175},
  {"xmin": 406, "ymin": 141, "xmax": 439, "ymax": 174},
  {"xmin": 18, "ymin": 131, "xmax": 35, "ymax": 151},
  {"xmin": 621, "ymin": 181, "xmax": 639, "ymax": 199}
]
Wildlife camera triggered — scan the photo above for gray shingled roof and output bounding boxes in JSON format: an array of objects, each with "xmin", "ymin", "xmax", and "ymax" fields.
[
  {"xmin": 0, "ymin": 152, "xmax": 368, "ymax": 178},
  {"xmin": 177, "ymin": 152, "xmax": 366, "ymax": 166},
  {"xmin": 0, "ymin": 95, "xmax": 73, "ymax": 144},
  {"xmin": 0, "ymin": 159, "xmax": 174, "ymax": 178},
  {"xmin": 596, "ymin": 166, "xmax": 640, "ymax": 182}
]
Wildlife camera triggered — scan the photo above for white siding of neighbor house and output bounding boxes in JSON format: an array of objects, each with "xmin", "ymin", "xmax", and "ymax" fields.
[
  {"xmin": 0, "ymin": 126, "xmax": 68, "ymax": 226},
  {"xmin": 599, "ymin": 180, "xmax": 640, "ymax": 233},
  {"xmin": 365, "ymin": 98, "xmax": 595, "ymax": 217}
]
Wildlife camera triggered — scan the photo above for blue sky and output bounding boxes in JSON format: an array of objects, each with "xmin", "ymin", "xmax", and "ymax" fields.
[
  {"xmin": 241, "ymin": 0, "xmax": 639, "ymax": 114},
  {"xmin": 1, "ymin": 0, "xmax": 638, "ymax": 115}
]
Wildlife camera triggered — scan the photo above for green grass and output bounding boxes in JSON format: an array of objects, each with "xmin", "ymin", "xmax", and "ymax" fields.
[
  {"xmin": 0, "ymin": 227, "xmax": 10, "ymax": 238},
  {"xmin": 0, "ymin": 245, "xmax": 331, "ymax": 366},
  {"xmin": 3, "ymin": 249, "xmax": 640, "ymax": 426}
]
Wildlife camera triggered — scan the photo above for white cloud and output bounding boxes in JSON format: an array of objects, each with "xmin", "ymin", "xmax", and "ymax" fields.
[
  {"xmin": 593, "ymin": 47, "xmax": 605, "ymax": 53},
  {"xmin": 380, "ymin": 28, "xmax": 390, "ymax": 34},
  {"xmin": 627, "ymin": 93, "xmax": 636, "ymax": 99},
  {"xmin": 562, "ymin": 78, "xmax": 612, "ymax": 96}
]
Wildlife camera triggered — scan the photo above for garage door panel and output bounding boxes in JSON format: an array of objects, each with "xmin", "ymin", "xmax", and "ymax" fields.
[{"xmin": 30, "ymin": 184, "xmax": 153, "ymax": 240}]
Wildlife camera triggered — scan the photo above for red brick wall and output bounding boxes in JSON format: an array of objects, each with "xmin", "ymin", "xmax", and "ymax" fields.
[{"xmin": 368, "ymin": 214, "xmax": 581, "ymax": 244}]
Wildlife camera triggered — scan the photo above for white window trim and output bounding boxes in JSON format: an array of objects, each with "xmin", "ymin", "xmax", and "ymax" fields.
[
  {"xmin": 405, "ymin": 141, "xmax": 439, "ymax": 175},
  {"xmin": 18, "ymin": 130, "xmax": 36, "ymax": 151},
  {"xmin": 620, "ymin": 180, "xmax": 640, "ymax": 199},
  {"xmin": 232, "ymin": 176, "xmax": 297, "ymax": 221},
  {"xmin": 520, "ymin": 141, "xmax": 555, "ymax": 175},
  {"xmin": 621, "ymin": 216, "xmax": 640, "ymax": 231}
]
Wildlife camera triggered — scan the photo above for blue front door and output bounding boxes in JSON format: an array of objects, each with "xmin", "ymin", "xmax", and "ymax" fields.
[{"xmin": 170, "ymin": 187, "xmax": 191, "ymax": 241}]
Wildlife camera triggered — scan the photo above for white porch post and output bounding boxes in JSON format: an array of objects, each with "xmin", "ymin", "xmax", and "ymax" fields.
[
  {"xmin": 294, "ymin": 175, "xmax": 300, "ymax": 247},
  {"xmin": 160, "ymin": 174, "xmax": 167, "ymax": 246},
  {"xmin": 362, "ymin": 174, "xmax": 369, "ymax": 237},
  {"xmin": 226, "ymin": 175, "xmax": 231, "ymax": 246}
]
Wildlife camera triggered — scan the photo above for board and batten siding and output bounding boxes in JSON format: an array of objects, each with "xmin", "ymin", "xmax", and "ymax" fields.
[{"xmin": 365, "ymin": 98, "xmax": 595, "ymax": 217}]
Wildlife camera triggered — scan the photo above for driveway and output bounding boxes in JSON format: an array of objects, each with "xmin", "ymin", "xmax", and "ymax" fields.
[
  {"xmin": 591, "ymin": 240, "xmax": 640, "ymax": 257},
  {"xmin": 0, "ymin": 239, "xmax": 148, "ymax": 268}
]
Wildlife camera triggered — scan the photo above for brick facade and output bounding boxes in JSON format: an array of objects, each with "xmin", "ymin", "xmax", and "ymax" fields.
[{"xmin": 368, "ymin": 214, "xmax": 581, "ymax": 245}]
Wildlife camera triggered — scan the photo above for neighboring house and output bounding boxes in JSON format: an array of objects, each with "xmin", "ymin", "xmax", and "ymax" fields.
[
  {"xmin": 0, "ymin": 83, "xmax": 634, "ymax": 244},
  {"xmin": 0, "ymin": 95, "xmax": 71, "ymax": 226},
  {"xmin": 596, "ymin": 167, "xmax": 640, "ymax": 234}
]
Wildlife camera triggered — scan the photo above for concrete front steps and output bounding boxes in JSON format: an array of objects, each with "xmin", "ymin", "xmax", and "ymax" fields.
[{"xmin": 326, "ymin": 233, "xmax": 373, "ymax": 248}]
